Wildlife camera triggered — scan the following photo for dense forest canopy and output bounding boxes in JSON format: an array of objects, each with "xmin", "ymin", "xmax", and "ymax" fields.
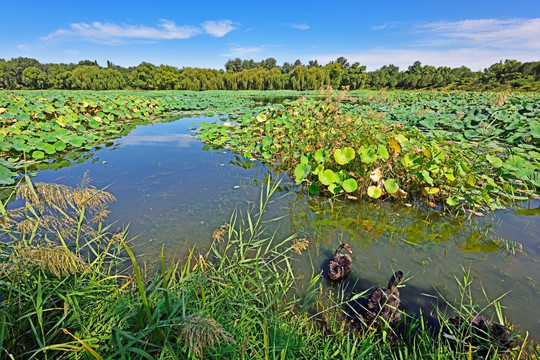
[{"xmin": 0, "ymin": 56, "xmax": 539, "ymax": 91}]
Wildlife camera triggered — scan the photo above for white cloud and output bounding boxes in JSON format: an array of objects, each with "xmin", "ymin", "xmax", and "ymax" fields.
[
  {"xmin": 201, "ymin": 20, "xmax": 237, "ymax": 37},
  {"xmin": 41, "ymin": 19, "xmax": 237, "ymax": 44},
  {"xmin": 308, "ymin": 47, "xmax": 539, "ymax": 71},
  {"xmin": 371, "ymin": 23, "xmax": 388, "ymax": 31},
  {"xmin": 221, "ymin": 46, "xmax": 264, "ymax": 57},
  {"xmin": 65, "ymin": 49, "xmax": 80, "ymax": 55},
  {"xmin": 291, "ymin": 24, "xmax": 310, "ymax": 31},
  {"xmin": 17, "ymin": 44, "xmax": 30, "ymax": 52},
  {"xmin": 306, "ymin": 18, "xmax": 540, "ymax": 71},
  {"xmin": 420, "ymin": 18, "xmax": 540, "ymax": 49}
]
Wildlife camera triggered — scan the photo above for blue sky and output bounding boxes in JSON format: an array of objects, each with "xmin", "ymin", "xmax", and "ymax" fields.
[{"xmin": 1, "ymin": 0, "xmax": 539, "ymax": 71}]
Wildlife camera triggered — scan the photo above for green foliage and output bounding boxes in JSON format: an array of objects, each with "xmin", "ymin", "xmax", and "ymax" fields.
[
  {"xmin": 0, "ymin": 91, "xmax": 268, "ymax": 183},
  {"xmin": 0, "ymin": 178, "xmax": 533, "ymax": 359},
  {"xmin": 197, "ymin": 91, "xmax": 539, "ymax": 211},
  {"xmin": 2, "ymin": 57, "xmax": 539, "ymax": 91}
]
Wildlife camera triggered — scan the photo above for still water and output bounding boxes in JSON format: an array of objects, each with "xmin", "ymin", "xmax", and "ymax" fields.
[{"xmin": 32, "ymin": 116, "xmax": 540, "ymax": 339}]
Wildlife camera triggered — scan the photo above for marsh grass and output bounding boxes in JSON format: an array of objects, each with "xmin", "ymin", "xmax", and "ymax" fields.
[{"xmin": 0, "ymin": 177, "xmax": 536, "ymax": 359}]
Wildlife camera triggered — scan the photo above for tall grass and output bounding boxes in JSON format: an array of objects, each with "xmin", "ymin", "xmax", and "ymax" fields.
[{"xmin": 0, "ymin": 176, "xmax": 536, "ymax": 359}]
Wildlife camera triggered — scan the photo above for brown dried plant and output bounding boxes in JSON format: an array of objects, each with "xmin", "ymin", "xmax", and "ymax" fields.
[
  {"xmin": 491, "ymin": 90, "xmax": 509, "ymax": 106},
  {"xmin": 16, "ymin": 172, "xmax": 115, "ymax": 214},
  {"xmin": 291, "ymin": 238, "xmax": 310, "ymax": 255},
  {"xmin": 6, "ymin": 174, "xmax": 116, "ymax": 239},
  {"xmin": 212, "ymin": 223, "xmax": 230, "ymax": 243}
]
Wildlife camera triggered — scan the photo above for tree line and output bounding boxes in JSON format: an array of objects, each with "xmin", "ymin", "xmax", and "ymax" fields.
[{"xmin": 0, "ymin": 56, "xmax": 539, "ymax": 91}]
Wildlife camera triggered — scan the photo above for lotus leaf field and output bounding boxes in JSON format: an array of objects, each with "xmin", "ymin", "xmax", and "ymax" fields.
[
  {"xmin": 0, "ymin": 90, "xmax": 270, "ymax": 185},
  {"xmin": 197, "ymin": 90, "xmax": 540, "ymax": 212},
  {"xmin": 1, "ymin": 90, "xmax": 539, "ymax": 212}
]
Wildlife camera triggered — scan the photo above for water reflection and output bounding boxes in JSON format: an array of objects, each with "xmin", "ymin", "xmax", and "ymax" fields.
[{"xmin": 121, "ymin": 134, "xmax": 196, "ymax": 147}]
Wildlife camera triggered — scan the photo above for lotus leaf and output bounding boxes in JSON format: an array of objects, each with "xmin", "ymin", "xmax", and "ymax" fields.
[
  {"xmin": 367, "ymin": 186, "xmax": 382, "ymax": 199},
  {"xmin": 342, "ymin": 178, "xmax": 358, "ymax": 193},
  {"xmin": 384, "ymin": 179, "xmax": 399, "ymax": 194},
  {"xmin": 334, "ymin": 147, "xmax": 355, "ymax": 165},
  {"xmin": 319, "ymin": 169, "xmax": 337, "ymax": 186}
]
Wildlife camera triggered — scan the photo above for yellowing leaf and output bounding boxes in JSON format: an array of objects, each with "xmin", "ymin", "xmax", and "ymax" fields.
[
  {"xmin": 369, "ymin": 167, "xmax": 383, "ymax": 183},
  {"xmin": 388, "ymin": 139, "xmax": 401, "ymax": 155}
]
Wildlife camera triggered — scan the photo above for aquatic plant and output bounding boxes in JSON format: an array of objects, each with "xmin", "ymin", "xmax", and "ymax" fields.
[{"xmin": 197, "ymin": 91, "xmax": 539, "ymax": 212}]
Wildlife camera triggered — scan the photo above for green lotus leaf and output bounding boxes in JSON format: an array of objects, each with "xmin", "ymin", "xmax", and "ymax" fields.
[
  {"xmin": 359, "ymin": 147, "xmax": 377, "ymax": 164},
  {"xmin": 334, "ymin": 147, "xmax": 355, "ymax": 165},
  {"xmin": 486, "ymin": 154, "xmax": 503, "ymax": 167},
  {"xmin": 383, "ymin": 179, "xmax": 399, "ymax": 194},
  {"xmin": 308, "ymin": 182, "xmax": 320, "ymax": 195},
  {"xmin": 294, "ymin": 163, "xmax": 310, "ymax": 183},
  {"xmin": 319, "ymin": 169, "xmax": 336, "ymax": 186},
  {"xmin": 367, "ymin": 186, "xmax": 382, "ymax": 199},
  {"xmin": 32, "ymin": 150, "xmax": 45, "ymax": 160},
  {"xmin": 328, "ymin": 183, "xmax": 342, "ymax": 194},
  {"xmin": 342, "ymin": 178, "xmax": 358, "ymax": 193},
  {"xmin": 37, "ymin": 142, "xmax": 56, "ymax": 155},
  {"xmin": 54, "ymin": 141, "xmax": 67, "ymax": 151},
  {"xmin": 443, "ymin": 167, "xmax": 456, "ymax": 181},
  {"xmin": 0, "ymin": 165, "xmax": 16, "ymax": 185},
  {"xmin": 446, "ymin": 196, "xmax": 460, "ymax": 206},
  {"xmin": 401, "ymin": 153, "xmax": 422, "ymax": 169},
  {"xmin": 312, "ymin": 164, "xmax": 324, "ymax": 176},
  {"xmin": 378, "ymin": 145, "xmax": 389, "ymax": 161},
  {"xmin": 314, "ymin": 149, "xmax": 329, "ymax": 163}
]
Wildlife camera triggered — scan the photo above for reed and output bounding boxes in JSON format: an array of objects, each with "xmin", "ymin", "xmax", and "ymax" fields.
[{"xmin": 0, "ymin": 177, "xmax": 536, "ymax": 359}]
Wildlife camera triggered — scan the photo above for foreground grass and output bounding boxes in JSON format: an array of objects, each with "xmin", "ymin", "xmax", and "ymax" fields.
[{"xmin": 0, "ymin": 178, "xmax": 536, "ymax": 359}]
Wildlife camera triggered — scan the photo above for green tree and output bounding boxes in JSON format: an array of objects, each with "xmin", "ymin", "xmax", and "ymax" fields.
[
  {"xmin": 0, "ymin": 61, "xmax": 17, "ymax": 89},
  {"xmin": 335, "ymin": 57, "xmax": 350, "ymax": 70},
  {"xmin": 261, "ymin": 58, "xmax": 277, "ymax": 70},
  {"xmin": 9, "ymin": 57, "xmax": 42, "ymax": 87},
  {"xmin": 47, "ymin": 64, "xmax": 71, "ymax": 89},
  {"xmin": 69, "ymin": 65, "xmax": 99, "ymax": 89},
  {"xmin": 129, "ymin": 62, "xmax": 157, "ymax": 89},
  {"xmin": 325, "ymin": 62, "xmax": 345, "ymax": 88},
  {"xmin": 22, "ymin": 66, "xmax": 47, "ymax": 89},
  {"xmin": 155, "ymin": 65, "xmax": 181, "ymax": 90}
]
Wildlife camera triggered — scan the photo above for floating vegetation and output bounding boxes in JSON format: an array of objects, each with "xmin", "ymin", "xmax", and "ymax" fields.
[
  {"xmin": 197, "ymin": 90, "xmax": 539, "ymax": 212},
  {"xmin": 291, "ymin": 237, "xmax": 309, "ymax": 255},
  {"xmin": 0, "ymin": 90, "xmax": 270, "ymax": 185}
]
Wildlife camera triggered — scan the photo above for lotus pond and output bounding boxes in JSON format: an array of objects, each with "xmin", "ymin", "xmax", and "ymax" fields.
[{"xmin": 1, "ymin": 90, "xmax": 539, "ymax": 342}]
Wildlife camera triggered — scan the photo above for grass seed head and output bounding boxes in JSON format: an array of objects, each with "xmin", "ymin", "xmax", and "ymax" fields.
[{"xmin": 179, "ymin": 314, "xmax": 235, "ymax": 357}]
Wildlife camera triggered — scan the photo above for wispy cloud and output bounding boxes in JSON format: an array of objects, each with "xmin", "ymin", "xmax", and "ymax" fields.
[
  {"xmin": 17, "ymin": 44, "xmax": 30, "ymax": 52},
  {"xmin": 371, "ymin": 21, "xmax": 401, "ymax": 31},
  {"xmin": 221, "ymin": 45, "xmax": 264, "ymax": 57},
  {"xmin": 372, "ymin": 23, "xmax": 389, "ymax": 31},
  {"xmin": 201, "ymin": 20, "xmax": 237, "ymax": 37},
  {"xmin": 420, "ymin": 18, "xmax": 540, "ymax": 49},
  {"xmin": 41, "ymin": 19, "xmax": 237, "ymax": 44},
  {"xmin": 291, "ymin": 24, "xmax": 310, "ymax": 30},
  {"xmin": 65, "ymin": 49, "xmax": 80, "ymax": 55}
]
